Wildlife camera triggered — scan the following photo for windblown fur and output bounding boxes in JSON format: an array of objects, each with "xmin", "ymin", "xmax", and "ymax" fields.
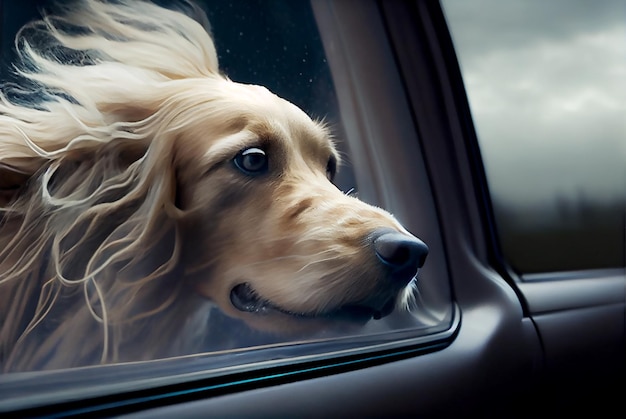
[{"xmin": 0, "ymin": 0, "xmax": 425, "ymax": 372}]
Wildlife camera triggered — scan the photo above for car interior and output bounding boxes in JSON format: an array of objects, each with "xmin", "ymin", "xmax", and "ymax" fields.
[{"xmin": 0, "ymin": 0, "xmax": 624, "ymax": 417}]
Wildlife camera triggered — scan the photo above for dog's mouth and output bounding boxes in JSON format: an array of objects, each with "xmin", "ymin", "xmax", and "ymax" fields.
[{"xmin": 230, "ymin": 283, "xmax": 396, "ymax": 322}]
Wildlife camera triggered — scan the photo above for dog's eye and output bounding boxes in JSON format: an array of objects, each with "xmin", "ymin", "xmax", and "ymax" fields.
[
  {"xmin": 326, "ymin": 155, "xmax": 337, "ymax": 182},
  {"xmin": 234, "ymin": 147, "xmax": 269, "ymax": 176}
]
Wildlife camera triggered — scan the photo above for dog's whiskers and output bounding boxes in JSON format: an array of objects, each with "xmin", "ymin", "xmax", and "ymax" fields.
[{"xmin": 344, "ymin": 187, "xmax": 357, "ymax": 197}]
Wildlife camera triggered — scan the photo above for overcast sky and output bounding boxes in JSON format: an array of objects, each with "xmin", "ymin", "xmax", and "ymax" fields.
[{"xmin": 441, "ymin": 0, "xmax": 625, "ymax": 210}]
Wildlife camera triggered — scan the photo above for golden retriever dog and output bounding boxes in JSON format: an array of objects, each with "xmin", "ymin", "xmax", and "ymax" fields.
[{"xmin": 0, "ymin": 0, "xmax": 428, "ymax": 372}]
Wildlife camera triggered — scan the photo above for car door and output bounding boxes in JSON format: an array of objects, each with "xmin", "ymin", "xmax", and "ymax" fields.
[{"xmin": 439, "ymin": 0, "xmax": 626, "ymax": 403}]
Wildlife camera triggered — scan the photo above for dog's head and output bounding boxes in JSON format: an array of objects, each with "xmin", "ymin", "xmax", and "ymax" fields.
[{"xmin": 162, "ymin": 80, "xmax": 429, "ymax": 333}]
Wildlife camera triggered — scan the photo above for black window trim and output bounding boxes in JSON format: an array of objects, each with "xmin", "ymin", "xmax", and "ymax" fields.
[{"xmin": 0, "ymin": 305, "xmax": 460, "ymax": 416}]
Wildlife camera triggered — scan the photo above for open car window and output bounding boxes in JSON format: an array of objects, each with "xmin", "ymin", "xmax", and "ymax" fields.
[
  {"xmin": 442, "ymin": 0, "xmax": 626, "ymax": 275},
  {"xmin": 0, "ymin": 0, "xmax": 454, "ymax": 413}
]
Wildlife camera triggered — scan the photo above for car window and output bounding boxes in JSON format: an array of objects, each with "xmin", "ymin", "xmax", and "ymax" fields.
[
  {"xmin": 442, "ymin": 0, "xmax": 626, "ymax": 274},
  {"xmin": 0, "ymin": 0, "xmax": 453, "ymax": 404}
]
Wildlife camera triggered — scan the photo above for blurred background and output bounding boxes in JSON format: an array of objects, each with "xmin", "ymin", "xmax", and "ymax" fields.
[{"xmin": 443, "ymin": 0, "xmax": 626, "ymax": 273}]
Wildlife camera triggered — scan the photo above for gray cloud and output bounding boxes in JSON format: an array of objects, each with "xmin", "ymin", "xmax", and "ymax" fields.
[
  {"xmin": 443, "ymin": 0, "xmax": 626, "ymax": 59},
  {"xmin": 442, "ymin": 0, "xmax": 626, "ymax": 208}
]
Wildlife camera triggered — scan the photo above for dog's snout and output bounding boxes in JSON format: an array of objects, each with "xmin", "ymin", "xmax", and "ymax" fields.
[{"xmin": 372, "ymin": 229, "xmax": 429, "ymax": 274}]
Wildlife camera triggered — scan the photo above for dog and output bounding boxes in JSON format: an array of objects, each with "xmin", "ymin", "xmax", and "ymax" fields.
[{"xmin": 0, "ymin": 0, "xmax": 428, "ymax": 372}]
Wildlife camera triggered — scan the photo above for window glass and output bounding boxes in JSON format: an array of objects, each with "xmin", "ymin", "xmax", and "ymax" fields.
[
  {"xmin": 0, "ymin": 0, "xmax": 451, "ymax": 383},
  {"xmin": 442, "ymin": 0, "xmax": 626, "ymax": 273}
]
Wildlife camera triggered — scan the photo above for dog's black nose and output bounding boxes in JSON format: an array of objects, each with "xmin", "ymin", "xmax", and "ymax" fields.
[{"xmin": 373, "ymin": 229, "xmax": 428, "ymax": 275}]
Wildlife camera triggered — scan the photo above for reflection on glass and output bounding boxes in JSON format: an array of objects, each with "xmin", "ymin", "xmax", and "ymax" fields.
[{"xmin": 443, "ymin": 0, "xmax": 626, "ymax": 272}]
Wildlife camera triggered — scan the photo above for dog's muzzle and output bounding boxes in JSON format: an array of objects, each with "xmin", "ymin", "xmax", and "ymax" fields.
[{"xmin": 229, "ymin": 228, "xmax": 429, "ymax": 322}]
